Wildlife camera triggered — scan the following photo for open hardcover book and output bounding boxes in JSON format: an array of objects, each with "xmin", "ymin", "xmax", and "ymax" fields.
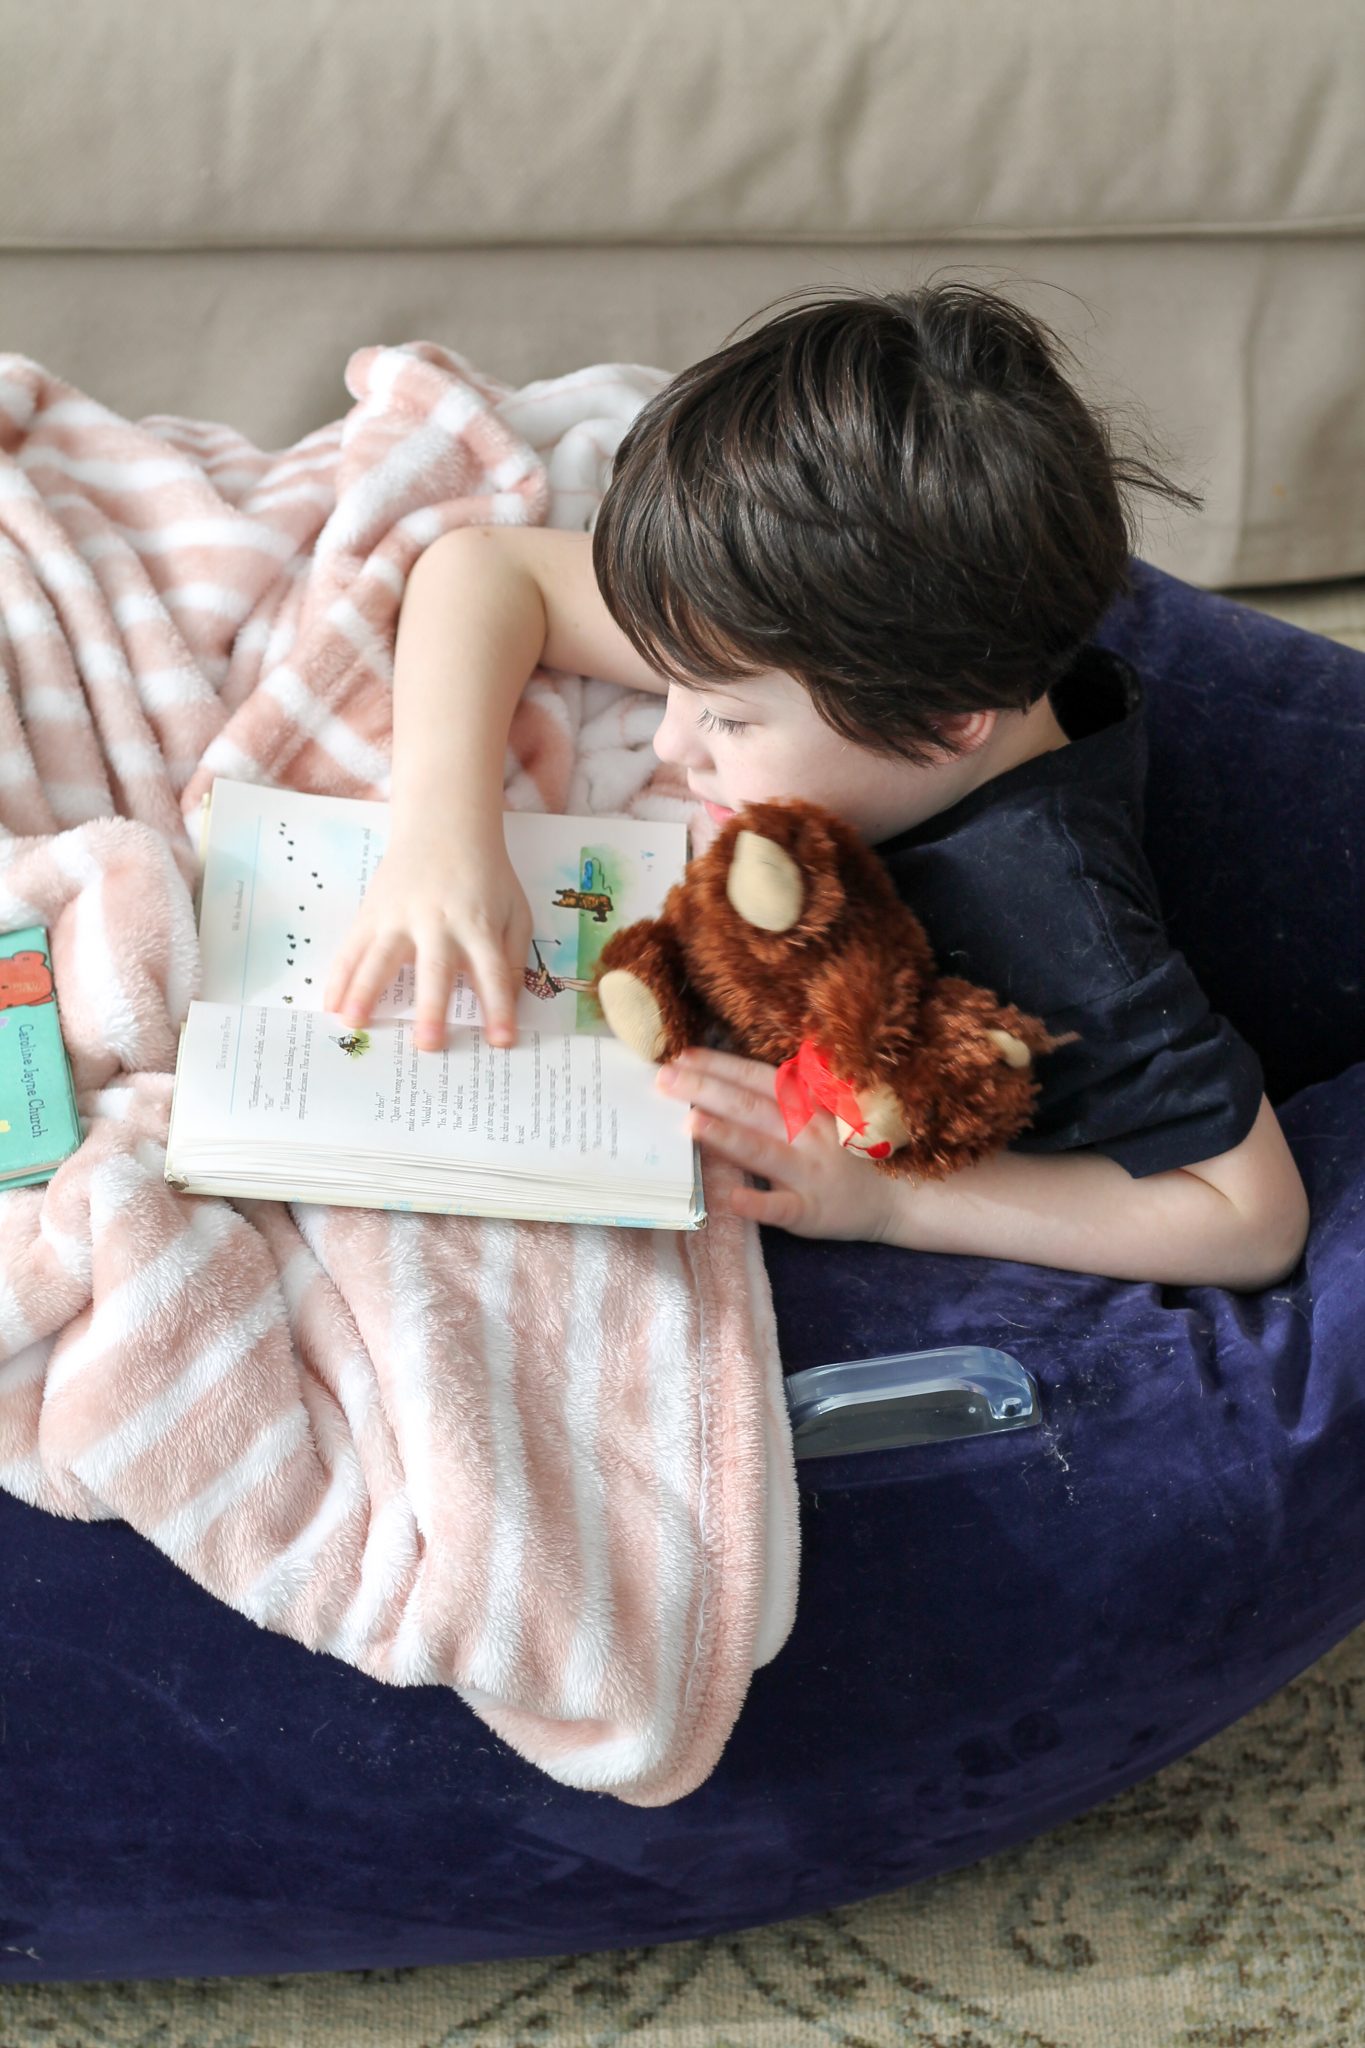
[{"xmin": 165, "ymin": 780, "xmax": 702, "ymax": 1228}]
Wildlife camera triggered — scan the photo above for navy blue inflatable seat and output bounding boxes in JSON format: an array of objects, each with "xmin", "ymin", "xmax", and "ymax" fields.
[{"xmin": 2, "ymin": 563, "xmax": 1363, "ymax": 1985}]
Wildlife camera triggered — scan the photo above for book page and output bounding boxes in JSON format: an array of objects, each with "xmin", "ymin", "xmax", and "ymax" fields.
[
  {"xmin": 170, "ymin": 1001, "xmax": 693, "ymax": 1190},
  {"xmin": 196, "ymin": 781, "xmax": 688, "ymax": 1035}
]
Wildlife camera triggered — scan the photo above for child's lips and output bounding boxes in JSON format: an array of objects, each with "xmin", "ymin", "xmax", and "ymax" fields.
[{"xmin": 701, "ymin": 799, "xmax": 735, "ymax": 824}]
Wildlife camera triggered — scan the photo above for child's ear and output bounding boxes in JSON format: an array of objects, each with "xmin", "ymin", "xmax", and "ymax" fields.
[{"xmin": 935, "ymin": 709, "xmax": 997, "ymax": 756}]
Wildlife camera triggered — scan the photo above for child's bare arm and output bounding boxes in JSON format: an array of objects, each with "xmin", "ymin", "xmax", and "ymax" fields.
[
  {"xmin": 325, "ymin": 526, "xmax": 665, "ymax": 1051},
  {"xmin": 870, "ymin": 1094, "xmax": 1308, "ymax": 1290},
  {"xmin": 663, "ymin": 1052, "xmax": 1309, "ymax": 1292}
]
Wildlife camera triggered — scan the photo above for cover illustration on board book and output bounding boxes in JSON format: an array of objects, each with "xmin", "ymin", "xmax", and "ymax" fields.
[{"xmin": 0, "ymin": 926, "xmax": 82, "ymax": 1188}]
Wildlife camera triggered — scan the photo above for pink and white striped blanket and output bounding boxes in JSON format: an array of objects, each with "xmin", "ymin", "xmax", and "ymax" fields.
[{"xmin": 0, "ymin": 341, "xmax": 799, "ymax": 1805}]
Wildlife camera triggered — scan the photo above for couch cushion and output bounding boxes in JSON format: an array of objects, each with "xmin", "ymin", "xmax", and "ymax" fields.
[{"xmin": 3, "ymin": 0, "xmax": 1362, "ymax": 250}]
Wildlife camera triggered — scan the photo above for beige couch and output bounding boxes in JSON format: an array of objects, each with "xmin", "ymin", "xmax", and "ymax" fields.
[{"xmin": 2, "ymin": 0, "xmax": 1361, "ymax": 589}]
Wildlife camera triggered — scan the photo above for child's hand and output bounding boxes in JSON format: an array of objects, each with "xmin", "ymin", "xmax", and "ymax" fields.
[
  {"xmin": 657, "ymin": 1047, "xmax": 899, "ymax": 1242},
  {"xmin": 323, "ymin": 827, "xmax": 533, "ymax": 1051}
]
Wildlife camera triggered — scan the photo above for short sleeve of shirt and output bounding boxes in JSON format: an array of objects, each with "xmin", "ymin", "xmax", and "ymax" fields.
[
  {"xmin": 1012, "ymin": 950, "xmax": 1265, "ymax": 1176},
  {"xmin": 875, "ymin": 646, "xmax": 1266, "ymax": 1180}
]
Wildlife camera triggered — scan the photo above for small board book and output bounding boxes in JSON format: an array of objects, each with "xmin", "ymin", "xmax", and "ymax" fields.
[
  {"xmin": 0, "ymin": 925, "xmax": 82, "ymax": 1189},
  {"xmin": 164, "ymin": 780, "xmax": 701, "ymax": 1228}
]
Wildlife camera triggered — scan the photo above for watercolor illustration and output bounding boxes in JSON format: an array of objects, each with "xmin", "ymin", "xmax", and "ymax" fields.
[{"xmin": 524, "ymin": 847, "xmax": 630, "ymax": 1030}]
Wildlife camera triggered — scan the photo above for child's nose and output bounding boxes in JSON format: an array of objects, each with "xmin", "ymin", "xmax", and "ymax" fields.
[{"xmin": 652, "ymin": 688, "xmax": 710, "ymax": 770}]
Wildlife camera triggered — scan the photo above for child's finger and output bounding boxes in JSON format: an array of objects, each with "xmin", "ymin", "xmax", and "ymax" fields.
[
  {"xmin": 323, "ymin": 931, "xmax": 368, "ymax": 1014},
  {"xmin": 687, "ymin": 1108, "xmax": 791, "ymax": 1185},
  {"xmin": 463, "ymin": 936, "xmax": 520, "ymax": 1048},
  {"xmin": 671, "ymin": 1045, "xmax": 781, "ymax": 1100},
  {"xmin": 338, "ymin": 934, "xmax": 409, "ymax": 1025},
  {"xmin": 412, "ymin": 936, "xmax": 458, "ymax": 1053},
  {"xmin": 723, "ymin": 1178, "xmax": 803, "ymax": 1230},
  {"xmin": 657, "ymin": 1062, "xmax": 788, "ymax": 1143}
]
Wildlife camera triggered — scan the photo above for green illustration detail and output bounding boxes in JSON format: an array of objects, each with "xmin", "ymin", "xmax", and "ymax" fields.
[
  {"xmin": 331, "ymin": 1029, "xmax": 372, "ymax": 1059},
  {"xmin": 572, "ymin": 846, "xmax": 625, "ymax": 1031}
]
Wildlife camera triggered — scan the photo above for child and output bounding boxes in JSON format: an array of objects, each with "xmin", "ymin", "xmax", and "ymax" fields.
[{"xmin": 324, "ymin": 283, "xmax": 1308, "ymax": 1290}]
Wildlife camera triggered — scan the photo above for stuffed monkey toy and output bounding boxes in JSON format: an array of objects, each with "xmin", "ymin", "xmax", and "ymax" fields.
[{"xmin": 591, "ymin": 799, "xmax": 1068, "ymax": 1181}]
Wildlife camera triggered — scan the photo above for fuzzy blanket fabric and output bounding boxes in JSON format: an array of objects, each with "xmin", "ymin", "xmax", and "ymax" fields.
[{"xmin": 0, "ymin": 342, "xmax": 799, "ymax": 1805}]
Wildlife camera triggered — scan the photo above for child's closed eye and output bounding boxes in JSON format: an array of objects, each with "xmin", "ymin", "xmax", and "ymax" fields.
[{"xmin": 697, "ymin": 707, "xmax": 748, "ymax": 737}]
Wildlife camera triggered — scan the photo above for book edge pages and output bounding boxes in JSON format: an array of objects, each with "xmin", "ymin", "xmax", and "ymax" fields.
[
  {"xmin": 155, "ymin": 1166, "xmax": 702, "ymax": 1231},
  {"xmin": 164, "ymin": 1020, "xmax": 191, "ymax": 1192}
]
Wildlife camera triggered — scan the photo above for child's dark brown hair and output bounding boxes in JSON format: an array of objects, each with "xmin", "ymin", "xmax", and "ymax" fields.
[{"xmin": 592, "ymin": 280, "xmax": 1201, "ymax": 763}]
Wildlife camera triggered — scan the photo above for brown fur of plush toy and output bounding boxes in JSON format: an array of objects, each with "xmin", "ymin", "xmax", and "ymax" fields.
[{"xmin": 591, "ymin": 798, "xmax": 1069, "ymax": 1181}]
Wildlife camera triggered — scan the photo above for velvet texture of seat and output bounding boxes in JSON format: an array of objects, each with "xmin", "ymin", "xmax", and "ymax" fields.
[{"xmin": 2, "ymin": 563, "xmax": 1362, "ymax": 1985}]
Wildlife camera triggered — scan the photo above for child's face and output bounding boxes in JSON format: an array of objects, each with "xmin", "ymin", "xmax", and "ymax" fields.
[{"xmin": 651, "ymin": 670, "xmax": 985, "ymax": 844}]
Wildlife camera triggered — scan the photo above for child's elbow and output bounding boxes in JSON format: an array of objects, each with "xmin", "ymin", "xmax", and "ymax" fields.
[
  {"xmin": 1231, "ymin": 1177, "xmax": 1311, "ymax": 1292},
  {"xmin": 1181, "ymin": 1100, "xmax": 1310, "ymax": 1293}
]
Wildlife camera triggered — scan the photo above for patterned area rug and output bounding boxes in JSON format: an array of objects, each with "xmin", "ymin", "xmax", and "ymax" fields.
[{"xmin": 3, "ymin": 580, "xmax": 1362, "ymax": 2048}]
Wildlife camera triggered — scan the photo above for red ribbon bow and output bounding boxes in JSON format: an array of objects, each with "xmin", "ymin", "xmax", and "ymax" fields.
[{"xmin": 774, "ymin": 1038, "xmax": 867, "ymax": 1142}]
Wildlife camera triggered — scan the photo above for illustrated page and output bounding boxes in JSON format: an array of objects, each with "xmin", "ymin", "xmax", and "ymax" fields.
[
  {"xmin": 196, "ymin": 780, "xmax": 688, "ymax": 1035},
  {"xmin": 171, "ymin": 1001, "xmax": 693, "ymax": 1187}
]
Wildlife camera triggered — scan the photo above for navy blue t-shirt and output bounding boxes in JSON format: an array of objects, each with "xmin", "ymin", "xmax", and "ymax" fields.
[{"xmin": 875, "ymin": 645, "xmax": 1264, "ymax": 1177}]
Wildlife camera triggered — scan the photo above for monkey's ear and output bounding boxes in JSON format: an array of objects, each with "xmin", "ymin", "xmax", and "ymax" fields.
[
  {"xmin": 725, "ymin": 831, "xmax": 804, "ymax": 933},
  {"xmin": 984, "ymin": 1028, "xmax": 1032, "ymax": 1070}
]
